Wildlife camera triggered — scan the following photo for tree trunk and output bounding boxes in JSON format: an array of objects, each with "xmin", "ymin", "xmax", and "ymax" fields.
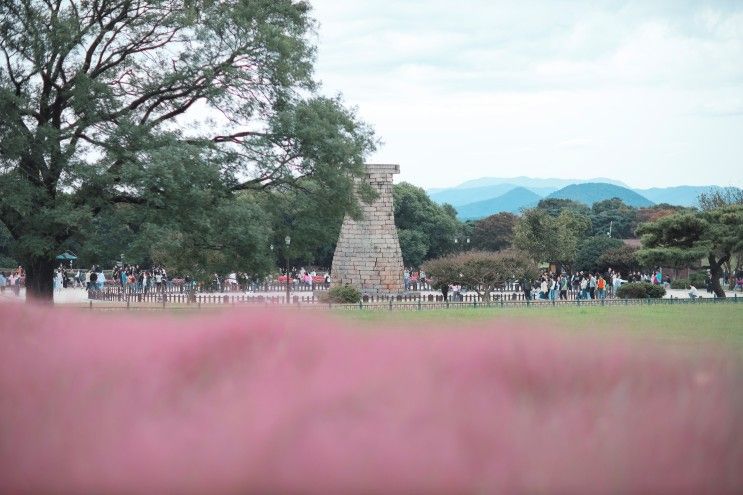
[
  {"xmin": 24, "ymin": 257, "xmax": 56, "ymax": 304},
  {"xmin": 709, "ymin": 255, "xmax": 727, "ymax": 298}
]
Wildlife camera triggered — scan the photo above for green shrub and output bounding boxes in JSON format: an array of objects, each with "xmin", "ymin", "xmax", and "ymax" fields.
[
  {"xmin": 670, "ymin": 272, "xmax": 706, "ymax": 290},
  {"xmin": 617, "ymin": 282, "xmax": 666, "ymax": 299},
  {"xmin": 670, "ymin": 279, "xmax": 690, "ymax": 290},
  {"xmin": 327, "ymin": 285, "xmax": 362, "ymax": 304},
  {"xmin": 689, "ymin": 271, "xmax": 707, "ymax": 287}
]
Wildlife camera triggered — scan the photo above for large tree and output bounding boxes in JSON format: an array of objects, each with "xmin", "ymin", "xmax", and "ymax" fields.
[
  {"xmin": 0, "ymin": 0, "xmax": 375, "ymax": 301},
  {"xmin": 513, "ymin": 207, "xmax": 591, "ymax": 271},
  {"xmin": 393, "ymin": 182, "xmax": 460, "ymax": 267},
  {"xmin": 589, "ymin": 198, "xmax": 636, "ymax": 239},
  {"xmin": 574, "ymin": 236, "xmax": 624, "ymax": 273},
  {"xmin": 423, "ymin": 250, "xmax": 538, "ymax": 302},
  {"xmin": 636, "ymin": 205, "xmax": 743, "ymax": 297},
  {"xmin": 471, "ymin": 212, "xmax": 516, "ymax": 251}
]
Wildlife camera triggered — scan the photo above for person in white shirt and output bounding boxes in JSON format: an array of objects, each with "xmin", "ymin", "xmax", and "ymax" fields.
[{"xmin": 688, "ymin": 285, "xmax": 699, "ymax": 299}]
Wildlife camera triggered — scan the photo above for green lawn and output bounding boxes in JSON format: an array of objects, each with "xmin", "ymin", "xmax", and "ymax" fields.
[{"xmin": 339, "ymin": 303, "xmax": 743, "ymax": 353}]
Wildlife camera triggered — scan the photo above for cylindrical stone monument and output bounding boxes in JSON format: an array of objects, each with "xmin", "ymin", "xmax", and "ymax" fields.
[{"xmin": 331, "ymin": 164, "xmax": 404, "ymax": 293}]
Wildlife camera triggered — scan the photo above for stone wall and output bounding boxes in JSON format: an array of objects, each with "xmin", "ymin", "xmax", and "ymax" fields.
[{"xmin": 331, "ymin": 164, "xmax": 404, "ymax": 293}]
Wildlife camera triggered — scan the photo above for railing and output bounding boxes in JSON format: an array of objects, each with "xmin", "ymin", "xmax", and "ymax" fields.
[
  {"xmin": 88, "ymin": 284, "xmax": 737, "ymax": 307},
  {"xmin": 83, "ymin": 290, "xmax": 739, "ymax": 310}
]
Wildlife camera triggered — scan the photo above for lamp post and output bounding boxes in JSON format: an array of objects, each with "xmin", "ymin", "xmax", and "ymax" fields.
[{"xmin": 285, "ymin": 235, "xmax": 291, "ymax": 304}]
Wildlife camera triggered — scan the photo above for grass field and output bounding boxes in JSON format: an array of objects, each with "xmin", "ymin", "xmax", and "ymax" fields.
[{"xmin": 341, "ymin": 303, "xmax": 743, "ymax": 353}]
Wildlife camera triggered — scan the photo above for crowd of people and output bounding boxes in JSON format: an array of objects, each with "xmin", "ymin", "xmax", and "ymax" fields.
[
  {"xmin": 522, "ymin": 268, "xmax": 683, "ymax": 301},
  {"xmin": 0, "ymin": 266, "xmax": 25, "ymax": 295},
  {"xmin": 525, "ymin": 271, "xmax": 616, "ymax": 301},
  {"xmin": 110, "ymin": 264, "xmax": 173, "ymax": 292},
  {"xmin": 6, "ymin": 261, "xmax": 743, "ymax": 299}
]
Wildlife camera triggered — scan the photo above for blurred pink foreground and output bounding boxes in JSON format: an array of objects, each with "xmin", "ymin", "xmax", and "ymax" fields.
[{"xmin": 1, "ymin": 304, "xmax": 741, "ymax": 494}]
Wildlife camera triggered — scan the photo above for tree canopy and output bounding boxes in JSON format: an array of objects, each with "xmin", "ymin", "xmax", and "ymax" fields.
[
  {"xmin": 513, "ymin": 207, "xmax": 591, "ymax": 271},
  {"xmin": 393, "ymin": 182, "xmax": 459, "ymax": 267},
  {"xmin": 637, "ymin": 205, "xmax": 743, "ymax": 297},
  {"xmin": 590, "ymin": 198, "xmax": 636, "ymax": 239},
  {"xmin": 423, "ymin": 250, "xmax": 538, "ymax": 301},
  {"xmin": 471, "ymin": 212, "xmax": 516, "ymax": 251},
  {"xmin": 574, "ymin": 236, "xmax": 624, "ymax": 273},
  {"xmin": 0, "ymin": 0, "xmax": 375, "ymax": 299}
]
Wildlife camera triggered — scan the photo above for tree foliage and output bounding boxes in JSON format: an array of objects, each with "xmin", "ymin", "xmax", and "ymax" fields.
[
  {"xmin": 698, "ymin": 188, "xmax": 743, "ymax": 211},
  {"xmin": 393, "ymin": 182, "xmax": 459, "ymax": 267},
  {"xmin": 637, "ymin": 205, "xmax": 743, "ymax": 297},
  {"xmin": 513, "ymin": 207, "xmax": 591, "ymax": 270},
  {"xmin": 598, "ymin": 245, "xmax": 639, "ymax": 276},
  {"xmin": 635, "ymin": 204, "xmax": 691, "ymax": 225},
  {"xmin": 590, "ymin": 198, "xmax": 636, "ymax": 239},
  {"xmin": 0, "ymin": 0, "xmax": 375, "ymax": 299},
  {"xmin": 536, "ymin": 198, "xmax": 590, "ymax": 218},
  {"xmin": 574, "ymin": 236, "xmax": 624, "ymax": 273},
  {"xmin": 423, "ymin": 250, "xmax": 539, "ymax": 301},
  {"xmin": 471, "ymin": 212, "xmax": 516, "ymax": 251}
]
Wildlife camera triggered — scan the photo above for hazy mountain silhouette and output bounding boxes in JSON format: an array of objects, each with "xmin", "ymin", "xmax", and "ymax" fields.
[
  {"xmin": 455, "ymin": 187, "xmax": 541, "ymax": 220},
  {"xmin": 547, "ymin": 183, "xmax": 653, "ymax": 208}
]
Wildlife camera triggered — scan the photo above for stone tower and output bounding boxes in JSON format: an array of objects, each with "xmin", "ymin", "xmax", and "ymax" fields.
[{"xmin": 331, "ymin": 164, "xmax": 404, "ymax": 293}]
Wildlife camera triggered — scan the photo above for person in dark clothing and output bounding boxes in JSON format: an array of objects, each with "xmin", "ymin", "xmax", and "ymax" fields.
[{"xmin": 521, "ymin": 278, "xmax": 531, "ymax": 300}]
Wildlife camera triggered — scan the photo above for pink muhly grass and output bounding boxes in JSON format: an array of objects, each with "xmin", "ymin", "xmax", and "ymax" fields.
[{"xmin": 0, "ymin": 303, "xmax": 741, "ymax": 494}]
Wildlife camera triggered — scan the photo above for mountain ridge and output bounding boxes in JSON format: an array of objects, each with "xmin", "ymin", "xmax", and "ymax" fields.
[
  {"xmin": 547, "ymin": 183, "xmax": 653, "ymax": 208},
  {"xmin": 455, "ymin": 187, "xmax": 541, "ymax": 220}
]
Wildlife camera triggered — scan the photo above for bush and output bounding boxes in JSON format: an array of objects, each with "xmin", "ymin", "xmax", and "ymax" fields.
[
  {"xmin": 670, "ymin": 272, "xmax": 707, "ymax": 290},
  {"xmin": 670, "ymin": 279, "xmax": 690, "ymax": 290},
  {"xmin": 326, "ymin": 285, "xmax": 362, "ymax": 304},
  {"xmin": 616, "ymin": 282, "xmax": 666, "ymax": 299},
  {"xmin": 689, "ymin": 271, "xmax": 707, "ymax": 287}
]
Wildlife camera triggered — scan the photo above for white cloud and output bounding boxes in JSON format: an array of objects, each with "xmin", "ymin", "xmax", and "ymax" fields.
[{"xmin": 309, "ymin": 0, "xmax": 743, "ymax": 189}]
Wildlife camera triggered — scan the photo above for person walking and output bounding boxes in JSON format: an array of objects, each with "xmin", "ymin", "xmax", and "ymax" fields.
[
  {"xmin": 597, "ymin": 275, "xmax": 606, "ymax": 300},
  {"xmin": 589, "ymin": 273, "xmax": 597, "ymax": 299},
  {"xmin": 559, "ymin": 275, "xmax": 568, "ymax": 300}
]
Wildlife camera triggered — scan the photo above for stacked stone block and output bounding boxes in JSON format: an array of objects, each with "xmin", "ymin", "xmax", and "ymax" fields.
[{"xmin": 331, "ymin": 164, "xmax": 404, "ymax": 293}]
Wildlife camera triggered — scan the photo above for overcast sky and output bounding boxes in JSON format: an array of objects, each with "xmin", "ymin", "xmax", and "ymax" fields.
[{"xmin": 309, "ymin": 0, "xmax": 743, "ymax": 190}]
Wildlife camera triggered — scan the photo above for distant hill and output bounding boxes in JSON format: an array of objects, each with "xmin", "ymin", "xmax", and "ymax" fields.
[
  {"xmin": 634, "ymin": 186, "xmax": 737, "ymax": 207},
  {"xmin": 431, "ymin": 183, "xmax": 525, "ymax": 207},
  {"xmin": 455, "ymin": 187, "xmax": 541, "ymax": 220},
  {"xmin": 453, "ymin": 176, "xmax": 628, "ymax": 190},
  {"xmin": 548, "ymin": 183, "xmax": 653, "ymax": 208},
  {"xmin": 427, "ymin": 176, "xmax": 739, "ymax": 210}
]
